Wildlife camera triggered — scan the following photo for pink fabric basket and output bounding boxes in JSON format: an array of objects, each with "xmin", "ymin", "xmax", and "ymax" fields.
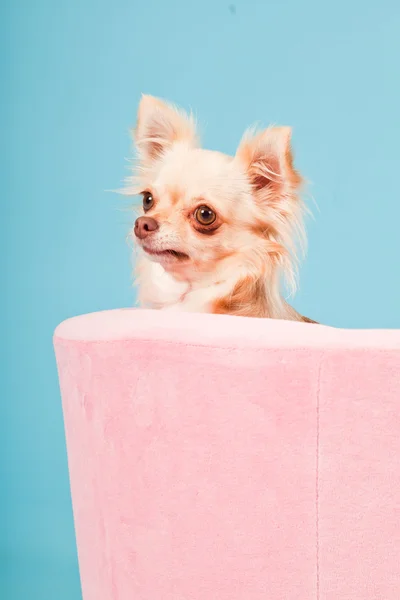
[{"xmin": 54, "ymin": 308, "xmax": 400, "ymax": 600}]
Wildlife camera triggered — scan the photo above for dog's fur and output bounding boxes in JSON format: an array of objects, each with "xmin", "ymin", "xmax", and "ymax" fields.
[{"xmin": 125, "ymin": 95, "xmax": 315, "ymax": 322}]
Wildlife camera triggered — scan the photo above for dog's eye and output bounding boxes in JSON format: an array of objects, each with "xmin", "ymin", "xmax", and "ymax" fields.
[
  {"xmin": 142, "ymin": 191, "xmax": 154, "ymax": 212},
  {"xmin": 194, "ymin": 205, "xmax": 216, "ymax": 226}
]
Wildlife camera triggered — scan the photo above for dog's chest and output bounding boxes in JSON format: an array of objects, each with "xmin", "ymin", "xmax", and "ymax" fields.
[{"xmin": 136, "ymin": 258, "xmax": 189, "ymax": 308}]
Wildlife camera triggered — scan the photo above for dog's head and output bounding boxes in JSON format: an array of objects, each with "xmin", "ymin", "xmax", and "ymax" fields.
[{"xmin": 128, "ymin": 95, "xmax": 305, "ymax": 291}]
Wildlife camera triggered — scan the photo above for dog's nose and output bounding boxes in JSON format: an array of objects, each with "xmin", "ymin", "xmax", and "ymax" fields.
[{"xmin": 134, "ymin": 216, "xmax": 159, "ymax": 240}]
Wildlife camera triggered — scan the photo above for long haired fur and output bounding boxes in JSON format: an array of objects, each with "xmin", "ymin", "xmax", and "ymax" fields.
[{"xmin": 125, "ymin": 95, "xmax": 314, "ymax": 322}]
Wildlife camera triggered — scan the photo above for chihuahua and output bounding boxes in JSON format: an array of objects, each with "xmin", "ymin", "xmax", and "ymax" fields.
[{"xmin": 125, "ymin": 95, "xmax": 315, "ymax": 322}]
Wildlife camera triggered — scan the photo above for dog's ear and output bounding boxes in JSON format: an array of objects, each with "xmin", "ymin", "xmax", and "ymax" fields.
[
  {"xmin": 134, "ymin": 95, "xmax": 198, "ymax": 163},
  {"xmin": 236, "ymin": 126, "xmax": 302, "ymax": 203}
]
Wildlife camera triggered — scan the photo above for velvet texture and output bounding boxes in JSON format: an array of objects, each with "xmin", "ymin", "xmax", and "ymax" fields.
[{"xmin": 54, "ymin": 309, "xmax": 400, "ymax": 600}]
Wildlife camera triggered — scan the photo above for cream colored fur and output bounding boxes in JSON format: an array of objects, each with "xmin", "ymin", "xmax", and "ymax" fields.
[{"xmin": 124, "ymin": 95, "xmax": 310, "ymax": 321}]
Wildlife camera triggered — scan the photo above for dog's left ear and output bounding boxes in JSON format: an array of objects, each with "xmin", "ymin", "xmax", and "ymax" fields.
[
  {"xmin": 134, "ymin": 95, "xmax": 198, "ymax": 164},
  {"xmin": 235, "ymin": 126, "xmax": 302, "ymax": 203}
]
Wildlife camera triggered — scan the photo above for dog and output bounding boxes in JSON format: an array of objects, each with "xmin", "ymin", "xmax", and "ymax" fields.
[{"xmin": 125, "ymin": 95, "xmax": 316, "ymax": 322}]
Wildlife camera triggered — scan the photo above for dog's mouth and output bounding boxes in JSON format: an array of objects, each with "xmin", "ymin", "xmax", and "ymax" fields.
[{"xmin": 143, "ymin": 246, "xmax": 190, "ymax": 262}]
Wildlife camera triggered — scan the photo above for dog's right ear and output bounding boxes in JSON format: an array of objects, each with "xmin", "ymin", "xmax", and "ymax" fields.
[{"xmin": 134, "ymin": 95, "xmax": 198, "ymax": 164}]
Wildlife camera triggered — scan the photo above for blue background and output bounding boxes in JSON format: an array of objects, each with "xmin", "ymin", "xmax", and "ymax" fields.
[{"xmin": 2, "ymin": 0, "xmax": 399, "ymax": 597}]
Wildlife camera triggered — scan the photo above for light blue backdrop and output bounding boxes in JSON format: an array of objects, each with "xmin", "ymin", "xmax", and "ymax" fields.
[{"xmin": 2, "ymin": 0, "xmax": 399, "ymax": 598}]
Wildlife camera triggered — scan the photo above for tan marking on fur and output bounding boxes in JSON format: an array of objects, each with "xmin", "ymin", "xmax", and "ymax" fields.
[
  {"xmin": 250, "ymin": 219, "xmax": 274, "ymax": 237},
  {"xmin": 248, "ymin": 221, "xmax": 288, "ymax": 262},
  {"xmin": 301, "ymin": 315, "xmax": 318, "ymax": 324},
  {"xmin": 193, "ymin": 247, "xmax": 236, "ymax": 274},
  {"xmin": 238, "ymin": 140, "xmax": 252, "ymax": 167},
  {"xmin": 214, "ymin": 247, "xmax": 236, "ymax": 261},
  {"xmin": 265, "ymin": 241, "xmax": 288, "ymax": 261},
  {"xmin": 285, "ymin": 146, "xmax": 303, "ymax": 188},
  {"xmin": 212, "ymin": 276, "xmax": 269, "ymax": 318},
  {"xmin": 168, "ymin": 186, "xmax": 182, "ymax": 206}
]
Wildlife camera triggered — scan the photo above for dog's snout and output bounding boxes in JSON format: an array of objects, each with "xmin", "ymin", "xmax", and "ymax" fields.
[{"xmin": 134, "ymin": 216, "xmax": 159, "ymax": 240}]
